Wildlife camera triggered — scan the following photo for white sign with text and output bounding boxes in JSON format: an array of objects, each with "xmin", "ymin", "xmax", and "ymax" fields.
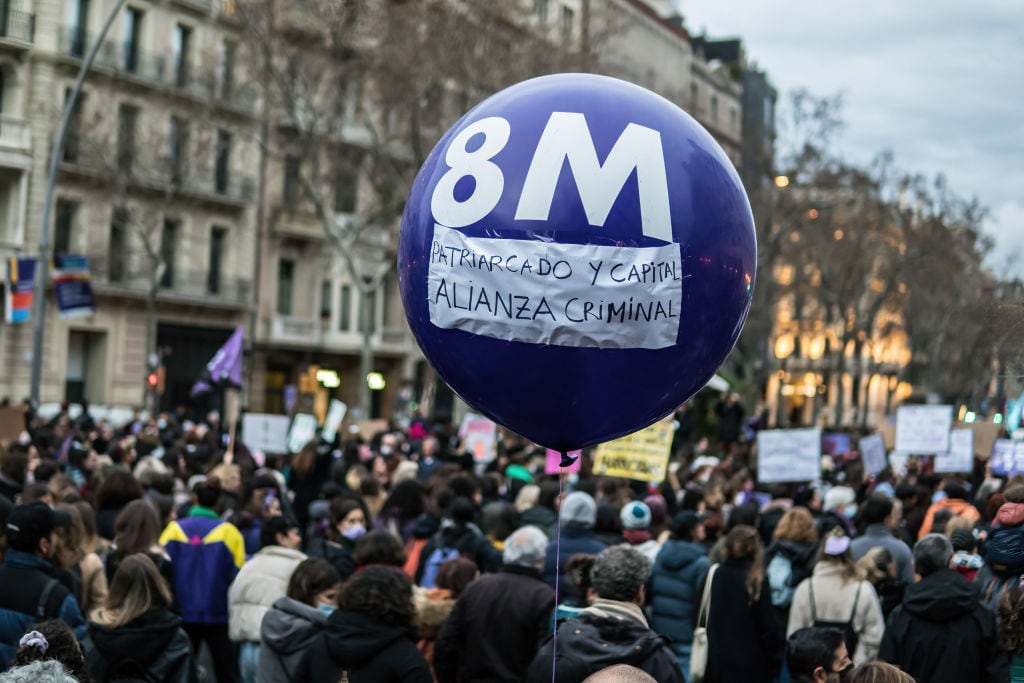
[
  {"xmin": 859, "ymin": 433, "xmax": 887, "ymax": 475},
  {"xmin": 895, "ymin": 405, "xmax": 953, "ymax": 454},
  {"xmin": 241, "ymin": 413, "xmax": 291, "ymax": 454},
  {"xmin": 757, "ymin": 428, "xmax": 822, "ymax": 483},
  {"xmin": 935, "ymin": 428, "xmax": 974, "ymax": 473}
]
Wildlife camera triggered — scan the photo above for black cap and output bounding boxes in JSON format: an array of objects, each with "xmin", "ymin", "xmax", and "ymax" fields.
[
  {"xmin": 5, "ymin": 502, "xmax": 72, "ymax": 552},
  {"xmin": 670, "ymin": 510, "xmax": 706, "ymax": 539}
]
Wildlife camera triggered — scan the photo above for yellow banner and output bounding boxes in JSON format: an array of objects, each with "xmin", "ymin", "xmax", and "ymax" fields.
[{"xmin": 593, "ymin": 419, "xmax": 674, "ymax": 482}]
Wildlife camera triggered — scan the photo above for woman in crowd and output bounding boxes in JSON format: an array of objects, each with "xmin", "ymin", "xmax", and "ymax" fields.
[
  {"xmin": 258, "ymin": 558, "xmax": 341, "ymax": 683},
  {"xmin": 704, "ymin": 525, "xmax": 785, "ymax": 682},
  {"xmin": 84, "ymin": 554, "xmax": 195, "ymax": 683},
  {"xmin": 414, "ymin": 557, "xmax": 479, "ymax": 677},
  {"xmin": 55, "ymin": 503, "xmax": 108, "ymax": 616},
  {"xmin": 375, "ymin": 479, "xmax": 427, "ymax": 542},
  {"xmin": 788, "ymin": 530, "xmax": 885, "ymax": 665},
  {"xmin": 306, "ymin": 496, "xmax": 367, "ymax": 583},
  {"xmin": 856, "ymin": 547, "xmax": 905, "ymax": 621},
  {"xmin": 353, "ymin": 529, "xmax": 408, "ymax": 570},
  {"xmin": 1, "ymin": 620, "xmax": 90, "ymax": 683},
  {"xmin": 105, "ymin": 499, "xmax": 175, "ymax": 602},
  {"xmin": 764, "ymin": 507, "xmax": 819, "ymax": 623},
  {"xmin": 93, "ymin": 469, "xmax": 144, "ymax": 540},
  {"xmin": 312, "ymin": 565, "xmax": 431, "ymax": 682}
]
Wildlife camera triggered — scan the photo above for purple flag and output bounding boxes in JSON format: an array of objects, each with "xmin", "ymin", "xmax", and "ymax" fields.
[{"xmin": 192, "ymin": 325, "xmax": 244, "ymax": 396}]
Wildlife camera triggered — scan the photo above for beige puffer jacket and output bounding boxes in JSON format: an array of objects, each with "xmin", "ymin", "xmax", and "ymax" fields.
[{"xmin": 228, "ymin": 546, "xmax": 306, "ymax": 642}]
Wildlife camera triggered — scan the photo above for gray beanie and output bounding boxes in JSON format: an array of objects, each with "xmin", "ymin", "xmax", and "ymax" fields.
[{"xmin": 560, "ymin": 491, "xmax": 597, "ymax": 528}]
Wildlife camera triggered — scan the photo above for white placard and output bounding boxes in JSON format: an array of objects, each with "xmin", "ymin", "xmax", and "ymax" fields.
[
  {"xmin": 459, "ymin": 413, "xmax": 497, "ymax": 463},
  {"xmin": 888, "ymin": 451, "xmax": 910, "ymax": 477},
  {"xmin": 935, "ymin": 428, "xmax": 974, "ymax": 473},
  {"xmin": 895, "ymin": 405, "xmax": 953, "ymax": 454},
  {"xmin": 757, "ymin": 428, "xmax": 822, "ymax": 483},
  {"xmin": 859, "ymin": 433, "xmax": 887, "ymax": 475},
  {"xmin": 241, "ymin": 413, "xmax": 291, "ymax": 454},
  {"xmin": 428, "ymin": 224, "xmax": 682, "ymax": 350},
  {"xmin": 320, "ymin": 400, "xmax": 348, "ymax": 444},
  {"xmin": 287, "ymin": 414, "xmax": 319, "ymax": 454}
]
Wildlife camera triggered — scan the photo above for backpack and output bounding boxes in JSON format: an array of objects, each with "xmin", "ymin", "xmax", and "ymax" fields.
[
  {"xmin": 420, "ymin": 541, "xmax": 460, "ymax": 589},
  {"xmin": 767, "ymin": 553, "xmax": 796, "ymax": 608},
  {"xmin": 809, "ymin": 580, "xmax": 861, "ymax": 657}
]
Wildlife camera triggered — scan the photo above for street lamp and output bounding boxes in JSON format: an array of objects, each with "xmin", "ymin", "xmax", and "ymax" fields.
[{"xmin": 774, "ymin": 175, "xmax": 790, "ymax": 188}]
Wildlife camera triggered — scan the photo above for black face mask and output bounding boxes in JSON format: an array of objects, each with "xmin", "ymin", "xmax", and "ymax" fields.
[{"xmin": 838, "ymin": 662, "xmax": 855, "ymax": 682}]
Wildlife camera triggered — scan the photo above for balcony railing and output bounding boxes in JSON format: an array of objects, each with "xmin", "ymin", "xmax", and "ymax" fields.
[
  {"xmin": 0, "ymin": 9, "xmax": 34, "ymax": 44},
  {"xmin": 0, "ymin": 116, "xmax": 29, "ymax": 151},
  {"xmin": 94, "ymin": 266, "xmax": 251, "ymax": 307}
]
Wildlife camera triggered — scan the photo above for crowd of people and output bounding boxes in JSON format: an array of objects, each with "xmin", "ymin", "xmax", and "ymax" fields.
[{"xmin": 0, "ymin": 398, "xmax": 1022, "ymax": 682}]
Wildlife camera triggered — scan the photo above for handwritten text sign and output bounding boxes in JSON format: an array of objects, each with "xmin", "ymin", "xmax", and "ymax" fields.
[
  {"xmin": 935, "ymin": 428, "xmax": 974, "ymax": 473},
  {"xmin": 859, "ymin": 433, "xmax": 887, "ymax": 476},
  {"xmin": 895, "ymin": 405, "xmax": 952, "ymax": 454},
  {"xmin": 593, "ymin": 421, "xmax": 673, "ymax": 482},
  {"xmin": 757, "ymin": 428, "xmax": 822, "ymax": 483}
]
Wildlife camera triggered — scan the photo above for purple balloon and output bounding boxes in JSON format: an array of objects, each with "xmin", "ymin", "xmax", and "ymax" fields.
[{"xmin": 399, "ymin": 74, "xmax": 755, "ymax": 452}]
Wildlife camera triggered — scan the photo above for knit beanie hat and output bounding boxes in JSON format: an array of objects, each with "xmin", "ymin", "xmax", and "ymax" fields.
[
  {"xmin": 560, "ymin": 491, "xmax": 597, "ymax": 528},
  {"xmin": 620, "ymin": 501, "xmax": 652, "ymax": 530}
]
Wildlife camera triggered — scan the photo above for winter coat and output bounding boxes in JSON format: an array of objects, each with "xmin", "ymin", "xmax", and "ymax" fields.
[
  {"xmin": 257, "ymin": 597, "xmax": 328, "ymax": 683},
  {"xmin": 787, "ymin": 561, "xmax": 884, "ymax": 664},
  {"xmin": 84, "ymin": 607, "xmax": 198, "ymax": 683},
  {"xmin": 851, "ymin": 523, "xmax": 915, "ymax": 583},
  {"xmin": 311, "ymin": 609, "xmax": 432, "ymax": 683},
  {"xmin": 704, "ymin": 559, "xmax": 785, "ymax": 683},
  {"xmin": 917, "ymin": 497, "xmax": 981, "ymax": 538},
  {"xmin": 879, "ymin": 568, "xmax": 1009, "ymax": 683},
  {"xmin": 542, "ymin": 525, "xmax": 607, "ymax": 600},
  {"xmin": 647, "ymin": 539, "xmax": 710, "ymax": 656},
  {"xmin": 228, "ymin": 545, "xmax": 306, "ymax": 642},
  {"xmin": 520, "ymin": 506, "xmax": 557, "ymax": 539},
  {"xmin": 414, "ymin": 522, "xmax": 502, "ymax": 585},
  {"xmin": 306, "ymin": 535, "xmax": 358, "ymax": 583},
  {"xmin": 873, "ymin": 577, "xmax": 906, "ymax": 621},
  {"xmin": 414, "ymin": 587, "xmax": 456, "ymax": 680},
  {"xmin": 434, "ymin": 565, "xmax": 555, "ymax": 683},
  {"xmin": 526, "ymin": 599, "xmax": 683, "ymax": 683}
]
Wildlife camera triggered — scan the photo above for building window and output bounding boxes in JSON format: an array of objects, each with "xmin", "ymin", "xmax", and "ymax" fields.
[
  {"xmin": 320, "ymin": 280, "xmax": 332, "ymax": 319},
  {"xmin": 67, "ymin": 0, "xmax": 90, "ymax": 57},
  {"xmin": 109, "ymin": 209, "xmax": 128, "ymax": 283},
  {"xmin": 63, "ymin": 88, "xmax": 84, "ymax": 162},
  {"xmin": 339, "ymin": 284, "xmax": 351, "ymax": 331},
  {"xmin": 168, "ymin": 115, "xmax": 187, "ymax": 186},
  {"xmin": 334, "ymin": 157, "xmax": 358, "ymax": 213},
  {"xmin": 215, "ymin": 129, "xmax": 231, "ymax": 194},
  {"xmin": 122, "ymin": 7, "xmax": 143, "ymax": 74},
  {"xmin": 117, "ymin": 103, "xmax": 138, "ymax": 175},
  {"xmin": 160, "ymin": 219, "xmax": 178, "ymax": 288},
  {"xmin": 560, "ymin": 5, "xmax": 574, "ymax": 39},
  {"xmin": 711, "ymin": 95, "xmax": 719, "ymax": 121},
  {"xmin": 218, "ymin": 39, "xmax": 236, "ymax": 99},
  {"xmin": 208, "ymin": 226, "xmax": 226, "ymax": 294},
  {"xmin": 172, "ymin": 23, "xmax": 191, "ymax": 87},
  {"xmin": 358, "ymin": 289, "xmax": 376, "ymax": 334},
  {"xmin": 54, "ymin": 199, "xmax": 77, "ymax": 254},
  {"xmin": 283, "ymin": 155, "xmax": 301, "ymax": 203},
  {"xmin": 277, "ymin": 259, "xmax": 294, "ymax": 315},
  {"xmin": 535, "ymin": 0, "xmax": 548, "ymax": 25}
]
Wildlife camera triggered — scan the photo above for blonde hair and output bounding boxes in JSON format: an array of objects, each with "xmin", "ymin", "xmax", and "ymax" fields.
[
  {"xmin": 944, "ymin": 515, "xmax": 975, "ymax": 537},
  {"xmin": 94, "ymin": 553, "xmax": 172, "ymax": 628},
  {"xmin": 817, "ymin": 528, "xmax": 863, "ymax": 585},
  {"xmin": 772, "ymin": 508, "xmax": 818, "ymax": 545},
  {"xmin": 845, "ymin": 661, "xmax": 915, "ymax": 683}
]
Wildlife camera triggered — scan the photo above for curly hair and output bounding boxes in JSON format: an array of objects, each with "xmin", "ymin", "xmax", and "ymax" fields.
[
  {"xmin": 999, "ymin": 583, "xmax": 1024, "ymax": 654},
  {"xmin": 772, "ymin": 507, "xmax": 818, "ymax": 546},
  {"xmin": 591, "ymin": 546, "xmax": 651, "ymax": 602},
  {"xmin": 339, "ymin": 565, "xmax": 416, "ymax": 630},
  {"xmin": 723, "ymin": 525, "xmax": 764, "ymax": 601},
  {"xmin": 11, "ymin": 619, "xmax": 90, "ymax": 682}
]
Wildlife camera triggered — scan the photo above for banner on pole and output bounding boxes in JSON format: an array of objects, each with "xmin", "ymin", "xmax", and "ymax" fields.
[
  {"xmin": 757, "ymin": 428, "xmax": 822, "ymax": 483},
  {"xmin": 320, "ymin": 400, "xmax": 348, "ymax": 444},
  {"xmin": 5, "ymin": 257, "xmax": 35, "ymax": 323},
  {"xmin": 51, "ymin": 254, "xmax": 96, "ymax": 319},
  {"xmin": 593, "ymin": 420, "xmax": 673, "ymax": 483}
]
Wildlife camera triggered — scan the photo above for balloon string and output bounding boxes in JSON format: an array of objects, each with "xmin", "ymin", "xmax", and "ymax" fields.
[{"xmin": 551, "ymin": 457, "xmax": 566, "ymax": 683}]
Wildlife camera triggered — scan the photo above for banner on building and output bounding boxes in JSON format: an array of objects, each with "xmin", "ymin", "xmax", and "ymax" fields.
[
  {"xmin": 5, "ymin": 257, "xmax": 35, "ymax": 324},
  {"xmin": 757, "ymin": 428, "xmax": 823, "ymax": 483},
  {"xmin": 593, "ymin": 420, "xmax": 674, "ymax": 483},
  {"xmin": 51, "ymin": 254, "xmax": 96, "ymax": 319}
]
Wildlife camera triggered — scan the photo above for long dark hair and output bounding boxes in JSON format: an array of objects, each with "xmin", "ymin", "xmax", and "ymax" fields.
[
  {"xmin": 113, "ymin": 499, "xmax": 163, "ymax": 558},
  {"xmin": 325, "ymin": 496, "xmax": 368, "ymax": 544},
  {"xmin": 723, "ymin": 525, "xmax": 764, "ymax": 601},
  {"xmin": 287, "ymin": 558, "xmax": 341, "ymax": 606},
  {"xmin": 103, "ymin": 554, "xmax": 173, "ymax": 627},
  {"xmin": 94, "ymin": 469, "xmax": 144, "ymax": 511},
  {"xmin": 12, "ymin": 618, "xmax": 90, "ymax": 682}
]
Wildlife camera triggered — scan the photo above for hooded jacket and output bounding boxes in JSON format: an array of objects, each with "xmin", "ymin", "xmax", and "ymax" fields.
[
  {"xmin": 414, "ymin": 521, "xmax": 501, "ymax": 585},
  {"xmin": 310, "ymin": 610, "xmax": 432, "ymax": 683},
  {"xmin": 648, "ymin": 539, "xmax": 710, "ymax": 654},
  {"xmin": 542, "ymin": 525, "xmax": 607, "ymax": 600},
  {"xmin": 917, "ymin": 497, "xmax": 981, "ymax": 538},
  {"xmin": 227, "ymin": 545, "xmax": 306, "ymax": 642},
  {"xmin": 526, "ymin": 599, "xmax": 683, "ymax": 683},
  {"xmin": 879, "ymin": 568, "xmax": 1008, "ymax": 683},
  {"xmin": 84, "ymin": 608, "xmax": 197, "ymax": 683},
  {"xmin": 256, "ymin": 597, "xmax": 328, "ymax": 683}
]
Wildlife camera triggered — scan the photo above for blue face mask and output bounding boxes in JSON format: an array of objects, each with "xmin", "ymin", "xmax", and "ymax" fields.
[
  {"xmin": 317, "ymin": 602, "xmax": 336, "ymax": 616},
  {"xmin": 844, "ymin": 503, "xmax": 858, "ymax": 520},
  {"xmin": 341, "ymin": 525, "xmax": 366, "ymax": 541}
]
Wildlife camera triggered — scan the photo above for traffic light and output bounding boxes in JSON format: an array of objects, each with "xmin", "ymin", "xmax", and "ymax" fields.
[{"xmin": 147, "ymin": 372, "xmax": 159, "ymax": 388}]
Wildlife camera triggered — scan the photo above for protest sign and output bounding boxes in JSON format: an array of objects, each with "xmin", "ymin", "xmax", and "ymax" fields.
[
  {"xmin": 287, "ymin": 413, "xmax": 319, "ymax": 454},
  {"xmin": 593, "ymin": 420, "xmax": 673, "ymax": 483},
  {"xmin": 823, "ymin": 433, "xmax": 852, "ymax": 456},
  {"xmin": 889, "ymin": 451, "xmax": 910, "ymax": 477},
  {"xmin": 935, "ymin": 428, "xmax": 974, "ymax": 473},
  {"xmin": 51, "ymin": 255, "xmax": 96, "ymax": 319},
  {"xmin": 859, "ymin": 434, "xmax": 887, "ymax": 475},
  {"xmin": 241, "ymin": 413, "xmax": 290, "ymax": 454},
  {"xmin": 545, "ymin": 449, "xmax": 581, "ymax": 474},
  {"xmin": 459, "ymin": 413, "xmax": 497, "ymax": 462},
  {"xmin": 757, "ymin": 428, "xmax": 822, "ymax": 483},
  {"xmin": 895, "ymin": 405, "xmax": 952, "ymax": 454},
  {"xmin": 955, "ymin": 421, "xmax": 1002, "ymax": 459},
  {"xmin": 320, "ymin": 400, "xmax": 348, "ymax": 444},
  {"xmin": 990, "ymin": 439, "xmax": 1024, "ymax": 476}
]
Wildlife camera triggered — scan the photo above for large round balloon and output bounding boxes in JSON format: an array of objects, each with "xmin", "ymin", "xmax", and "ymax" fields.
[{"xmin": 398, "ymin": 73, "xmax": 755, "ymax": 453}]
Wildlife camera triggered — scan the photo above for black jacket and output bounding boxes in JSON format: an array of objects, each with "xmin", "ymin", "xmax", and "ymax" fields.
[
  {"xmin": 84, "ymin": 608, "xmax": 198, "ymax": 683},
  {"xmin": 306, "ymin": 536, "xmax": 357, "ymax": 583},
  {"xmin": 879, "ymin": 569, "xmax": 1008, "ymax": 683},
  {"xmin": 312, "ymin": 609, "xmax": 431, "ymax": 683},
  {"xmin": 525, "ymin": 603, "xmax": 683, "ymax": 683},
  {"xmin": 414, "ymin": 523, "xmax": 501, "ymax": 584},
  {"xmin": 705, "ymin": 559, "xmax": 785, "ymax": 683},
  {"xmin": 434, "ymin": 565, "xmax": 555, "ymax": 683}
]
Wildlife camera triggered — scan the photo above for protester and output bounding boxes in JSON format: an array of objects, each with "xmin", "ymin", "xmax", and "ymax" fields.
[
  {"xmin": 819, "ymin": 486, "xmax": 857, "ymax": 537},
  {"xmin": 306, "ymin": 495, "xmax": 366, "ymax": 582},
  {"xmin": 703, "ymin": 525, "xmax": 785, "ymax": 682},
  {"xmin": 976, "ymin": 484, "xmax": 1024, "ymax": 609},
  {"xmin": 855, "ymin": 547, "xmax": 905, "ymax": 620},
  {"xmin": 528, "ymin": 545, "xmax": 683, "ymax": 682},
  {"xmin": 159, "ymin": 477, "xmax": 245, "ymax": 683},
  {"xmin": 53, "ymin": 502, "xmax": 107, "ymax": 615},
  {"xmin": 435, "ymin": 526, "xmax": 555, "ymax": 682},
  {"xmin": 543, "ymin": 491, "xmax": 607, "ymax": 598},
  {"xmin": 554, "ymin": 553, "xmax": 597, "ymax": 622},
  {"xmin": 879, "ymin": 534, "xmax": 1009, "ymax": 682},
  {"xmin": 416, "ymin": 497, "xmax": 501, "ymax": 586},
  {"xmin": 917, "ymin": 479, "xmax": 980, "ymax": 538},
  {"xmin": 0, "ymin": 502, "xmax": 85, "ymax": 671},
  {"xmin": 106, "ymin": 499, "xmax": 176, "ymax": 604},
  {"xmin": 311, "ymin": 565, "xmax": 432, "ymax": 682},
  {"xmin": 850, "ymin": 494, "xmax": 914, "ymax": 583},
  {"xmin": 414, "ymin": 557, "xmax": 479, "ymax": 679},
  {"xmin": 228, "ymin": 515, "xmax": 305, "ymax": 683},
  {"xmin": 2, "ymin": 619, "xmax": 89, "ymax": 683},
  {"xmin": 765, "ymin": 507, "xmax": 819, "ymax": 622},
  {"xmin": 647, "ymin": 509, "xmax": 711, "ymax": 674},
  {"xmin": 998, "ymin": 582, "xmax": 1024, "ymax": 682},
  {"xmin": 257, "ymin": 558, "xmax": 340, "ymax": 683},
  {"xmin": 84, "ymin": 554, "xmax": 196, "ymax": 682},
  {"xmin": 949, "ymin": 526, "xmax": 983, "ymax": 581},
  {"xmin": 582, "ymin": 664, "xmax": 657, "ymax": 682},
  {"xmin": 786, "ymin": 627, "xmax": 851, "ymax": 683},
  {"xmin": 619, "ymin": 500, "xmax": 660, "ymax": 562}
]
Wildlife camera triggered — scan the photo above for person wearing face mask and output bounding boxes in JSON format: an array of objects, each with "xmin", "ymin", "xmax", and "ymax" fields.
[
  {"xmin": 257, "ymin": 558, "xmax": 341, "ymax": 683},
  {"xmin": 228, "ymin": 516, "xmax": 306, "ymax": 683},
  {"xmin": 786, "ymin": 627, "xmax": 852, "ymax": 683},
  {"xmin": 306, "ymin": 496, "xmax": 367, "ymax": 583},
  {"xmin": 818, "ymin": 486, "xmax": 858, "ymax": 539}
]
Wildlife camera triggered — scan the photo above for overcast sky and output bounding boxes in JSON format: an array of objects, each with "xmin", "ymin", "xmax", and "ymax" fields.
[{"xmin": 678, "ymin": 0, "xmax": 1024, "ymax": 278}]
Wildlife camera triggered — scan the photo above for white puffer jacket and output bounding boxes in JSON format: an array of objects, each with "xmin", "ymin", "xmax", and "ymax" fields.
[{"xmin": 228, "ymin": 546, "xmax": 306, "ymax": 642}]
